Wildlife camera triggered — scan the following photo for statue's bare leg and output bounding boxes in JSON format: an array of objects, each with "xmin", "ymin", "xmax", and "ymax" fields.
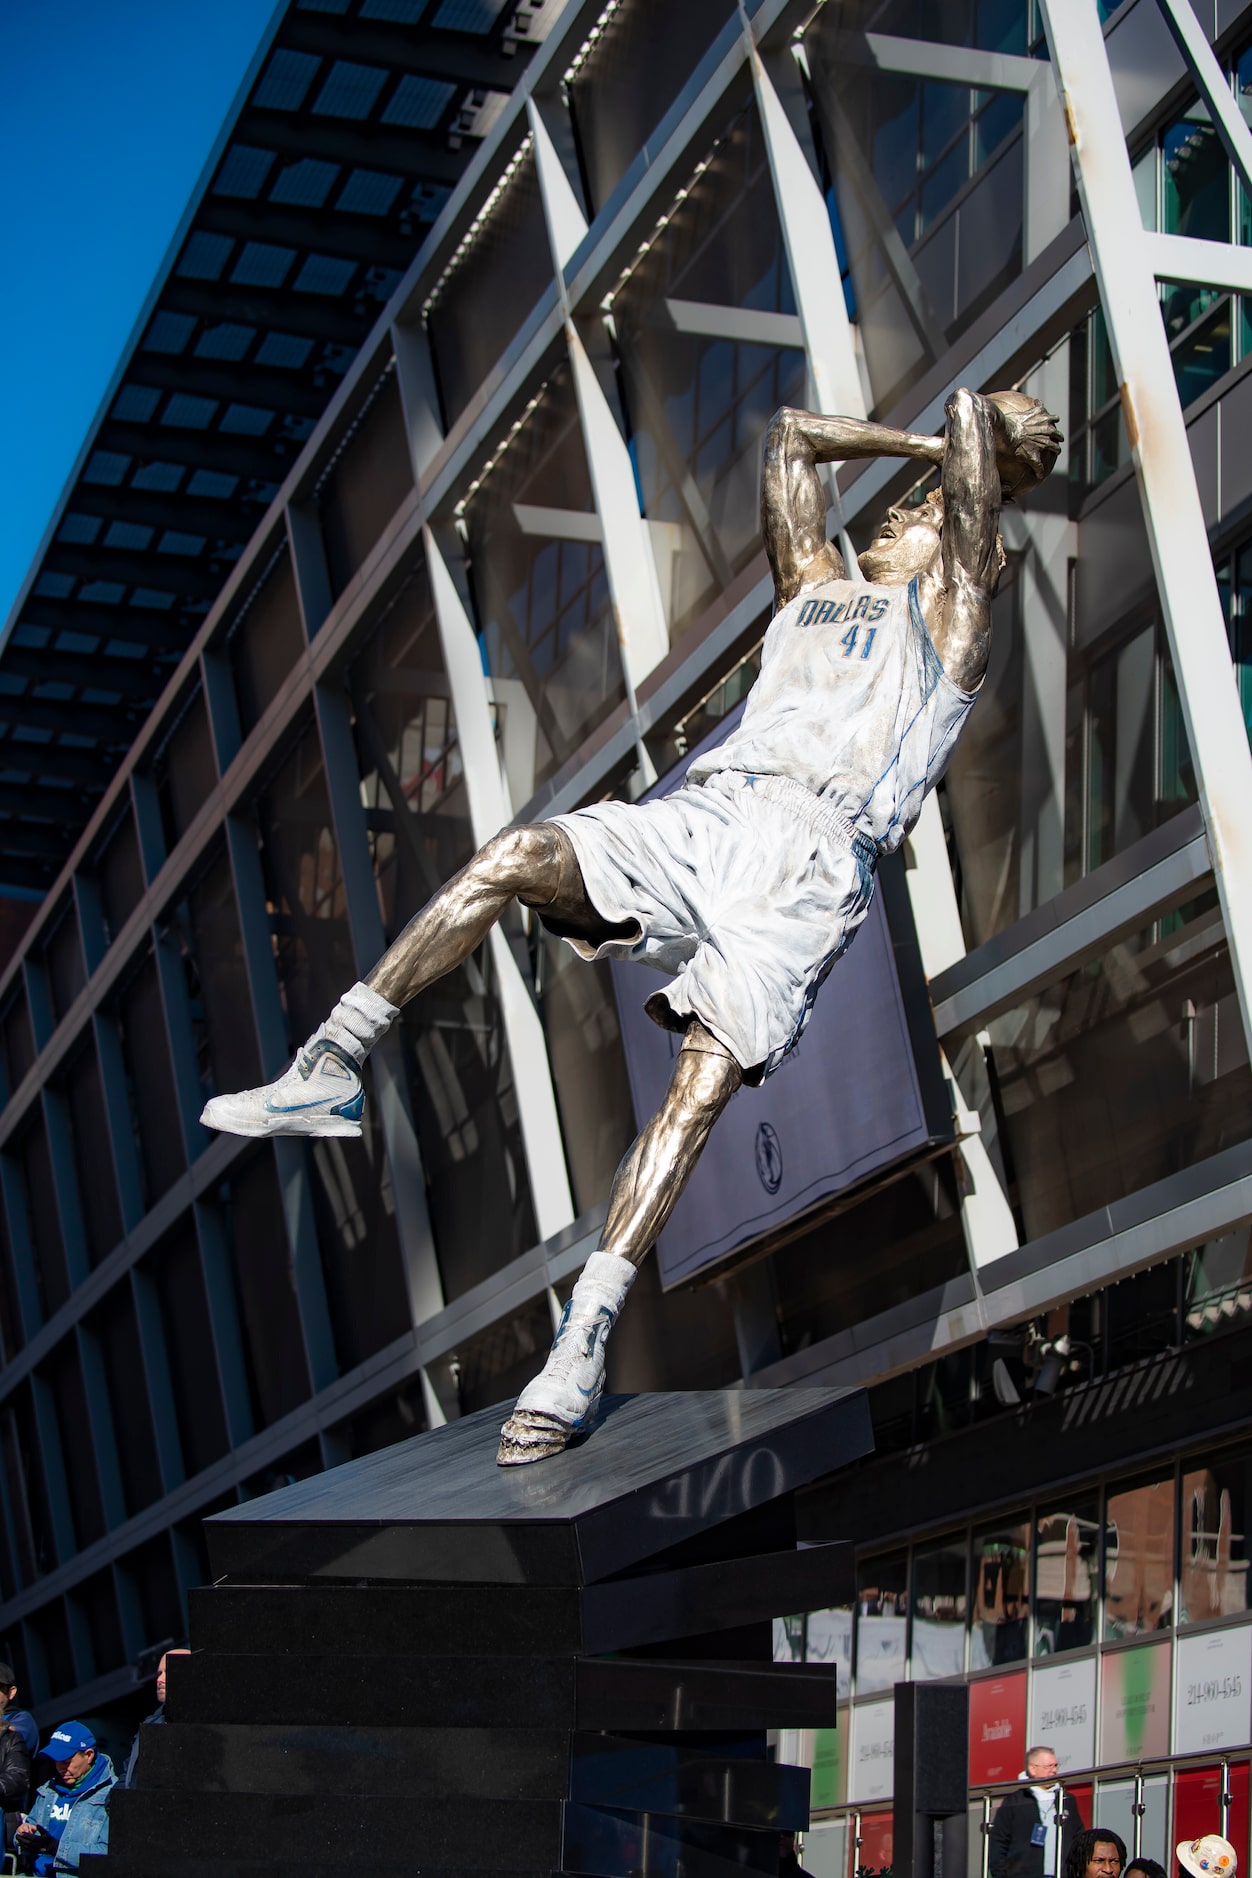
[
  {"xmin": 497, "ymin": 1023, "xmax": 742, "ymax": 1466},
  {"xmin": 199, "ymin": 823, "xmax": 620, "ymax": 1137}
]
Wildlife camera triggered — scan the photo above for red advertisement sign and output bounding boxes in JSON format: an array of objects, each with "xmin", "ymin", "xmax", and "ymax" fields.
[{"xmin": 969, "ymin": 1672, "xmax": 1028, "ymax": 1787}]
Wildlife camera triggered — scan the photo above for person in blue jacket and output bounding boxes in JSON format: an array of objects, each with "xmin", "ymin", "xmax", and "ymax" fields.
[{"xmin": 14, "ymin": 1721, "xmax": 115, "ymax": 1875}]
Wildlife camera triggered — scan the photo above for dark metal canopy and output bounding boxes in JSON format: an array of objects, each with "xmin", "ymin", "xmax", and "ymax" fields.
[{"xmin": 0, "ymin": 0, "xmax": 548, "ymax": 899}]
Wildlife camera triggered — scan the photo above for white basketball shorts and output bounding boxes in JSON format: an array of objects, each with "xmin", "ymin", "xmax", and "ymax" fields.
[{"xmin": 548, "ymin": 769, "xmax": 877, "ymax": 1083}]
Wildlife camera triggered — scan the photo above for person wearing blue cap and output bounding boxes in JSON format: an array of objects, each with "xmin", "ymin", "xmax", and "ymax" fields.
[{"xmin": 13, "ymin": 1721, "xmax": 116, "ymax": 1875}]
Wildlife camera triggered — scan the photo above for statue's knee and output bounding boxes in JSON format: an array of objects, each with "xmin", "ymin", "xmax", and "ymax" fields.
[{"xmin": 673, "ymin": 1046, "xmax": 740, "ymax": 1121}]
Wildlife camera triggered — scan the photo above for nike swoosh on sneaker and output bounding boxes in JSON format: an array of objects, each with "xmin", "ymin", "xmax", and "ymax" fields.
[{"xmin": 263, "ymin": 1094, "xmax": 354, "ymax": 1115}]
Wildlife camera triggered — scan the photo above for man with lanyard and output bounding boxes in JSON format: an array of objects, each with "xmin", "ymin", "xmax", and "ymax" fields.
[
  {"xmin": 15, "ymin": 1720, "xmax": 116, "ymax": 1875},
  {"xmin": 990, "ymin": 1745, "xmax": 1086, "ymax": 1878}
]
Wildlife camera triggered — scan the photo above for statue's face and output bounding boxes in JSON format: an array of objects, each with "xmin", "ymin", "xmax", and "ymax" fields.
[{"xmin": 858, "ymin": 498, "xmax": 942, "ymax": 584}]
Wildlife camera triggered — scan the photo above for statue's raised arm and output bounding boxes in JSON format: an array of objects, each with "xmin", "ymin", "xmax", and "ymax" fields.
[{"xmin": 760, "ymin": 406, "xmax": 943, "ymax": 609}]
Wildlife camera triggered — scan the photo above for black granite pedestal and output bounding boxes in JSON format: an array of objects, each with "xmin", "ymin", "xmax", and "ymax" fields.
[{"xmin": 95, "ymin": 1387, "xmax": 871, "ymax": 1878}]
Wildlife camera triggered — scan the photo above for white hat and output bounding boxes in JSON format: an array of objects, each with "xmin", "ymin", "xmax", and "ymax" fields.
[{"xmin": 1178, "ymin": 1837, "xmax": 1237, "ymax": 1878}]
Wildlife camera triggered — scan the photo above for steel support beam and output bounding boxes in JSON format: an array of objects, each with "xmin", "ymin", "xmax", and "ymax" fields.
[
  {"xmin": 1041, "ymin": 0, "xmax": 1252, "ymax": 1057},
  {"xmin": 423, "ymin": 526, "xmax": 575, "ymax": 1243}
]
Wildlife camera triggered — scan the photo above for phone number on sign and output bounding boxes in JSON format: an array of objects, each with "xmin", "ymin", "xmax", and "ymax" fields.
[
  {"xmin": 1040, "ymin": 1706, "xmax": 1089, "ymax": 1729},
  {"xmin": 1186, "ymin": 1677, "xmax": 1243, "ymax": 1705}
]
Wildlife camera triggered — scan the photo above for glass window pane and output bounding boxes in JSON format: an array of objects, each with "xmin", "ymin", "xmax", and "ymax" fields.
[
  {"xmin": 1034, "ymin": 1496, "xmax": 1099, "ymax": 1655},
  {"xmin": 911, "ymin": 1534, "xmax": 968, "ymax": 1679},
  {"xmin": 1161, "ymin": 290, "xmax": 1230, "ymax": 406},
  {"xmin": 350, "ymin": 565, "xmax": 539, "ymax": 1300},
  {"xmin": 183, "ymin": 846, "xmax": 263, "ymax": 1102},
  {"xmin": 538, "ymin": 935, "xmax": 635, "ymax": 1216},
  {"xmin": 1104, "ymin": 1472, "xmax": 1175, "ymax": 1639},
  {"xmin": 856, "ymin": 1551, "xmax": 908, "ymax": 1694},
  {"xmin": 1185, "ymin": 1228, "xmax": 1252, "ymax": 1343},
  {"xmin": 1162, "ymin": 113, "xmax": 1229, "ymax": 244},
  {"xmin": 227, "ymin": 544, "xmax": 305, "ymax": 736},
  {"xmin": 215, "ymin": 1153, "xmax": 311, "ymax": 1429},
  {"xmin": 1180, "ymin": 1445, "xmax": 1252, "ymax": 1624},
  {"xmin": 152, "ymin": 685, "xmax": 216, "ymax": 853},
  {"xmin": 63, "ymin": 1041, "xmax": 121, "ymax": 1267},
  {"xmin": 116, "ymin": 948, "xmax": 185, "ymax": 1206},
  {"xmin": 981, "ymin": 905, "xmax": 1251, "ymax": 1244},
  {"xmin": 465, "ymin": 362, "xmax": 623, "ymax": 799},
  {"xmin": 318, "ymin": 368, "xmax": 413, "ymax": 600},
  {"xmin": 806, "ymin": 1605, "xmax": 853, "ymax": 1700},
  {"xmin": 146, "ymin": 1223, "xmax": 230, "ymax": 1480},
  {"xmin": 972, "ymin": 1516, "xmax": 1030, "ymax": 1668},
  {"xmin": 614, "ymin": 101, "xmax": 805, "ymax": 645},
  {"xmin": 426, "ymin": 146, "xmax": 552, "ymax": 424},
  {"xmin": 567, "ymin": 0, "xmax": 735, "ymax": 214},
  {"xmin": 43, "ymin": 904, "xmax": 84, "ymax": 1025},
  {"xmin": 84, "ymin": 1284, "xmax": 163, "ymax": 1517},
  {"xmin": 97, "ymin": 805, "xmax": 146, "ymax": 945}
]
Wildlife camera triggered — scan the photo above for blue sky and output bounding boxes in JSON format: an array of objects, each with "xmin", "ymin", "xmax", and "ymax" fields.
[{"xmin": 0, "ymin": 0, "xmax": 278, "ymax": 633}]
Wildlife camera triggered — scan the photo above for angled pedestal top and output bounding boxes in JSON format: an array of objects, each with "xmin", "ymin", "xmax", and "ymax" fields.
[{"xmin": 207, "ymin": 1388, "xmax": 872, "ymax": 1584}]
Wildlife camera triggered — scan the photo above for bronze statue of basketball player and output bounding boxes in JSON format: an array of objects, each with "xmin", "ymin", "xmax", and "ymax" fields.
[{"xmin": 202, "ymin": 386, "xmax": 1060, "ymax": 1464}]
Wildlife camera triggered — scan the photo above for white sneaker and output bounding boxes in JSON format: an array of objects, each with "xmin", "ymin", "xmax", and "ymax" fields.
[
  {"xmin": 200, "ymin": 1039, "xmax": 365, "ymax": 1139},
  {"xmin": 497, "ymin": 1253, "xmax": 635, "ymax": 1465}
]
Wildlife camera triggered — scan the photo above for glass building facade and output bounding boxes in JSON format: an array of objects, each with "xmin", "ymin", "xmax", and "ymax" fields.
[{"xmin": 2, "ymin": 0, "xmax": 1252, "ymax": 1851}]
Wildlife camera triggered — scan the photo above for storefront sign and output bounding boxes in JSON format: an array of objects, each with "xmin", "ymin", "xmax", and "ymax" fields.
[
  {"xmin": 1174, "ymin": 1625, "xmax": 1252, "ymax": 1755},
  {"xmin": 850, "ymin": 1698, "xmax": 895, "ymax": 1803},
  {"xmin": 1099, "ymin": 1641, "xmax": 1171, "ymax": 1764},
  {"xmin": 970, "ymin": 1672, "xmax": 1028, "ymax": 1786},
  {"xmin": 1029, "ymin": 1656, "xmax": 1096, "ymax": 1773}
]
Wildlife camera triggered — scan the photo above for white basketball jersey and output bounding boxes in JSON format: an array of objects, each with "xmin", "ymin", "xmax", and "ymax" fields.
[{"xmin": 686, "ymin": 574, "xmax": 978, "ymax": 854}]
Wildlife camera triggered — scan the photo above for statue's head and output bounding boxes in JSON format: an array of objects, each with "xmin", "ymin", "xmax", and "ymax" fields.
[{"xmin": 858, "ymin": 487, "xmax": 1007, "ymax": 591}]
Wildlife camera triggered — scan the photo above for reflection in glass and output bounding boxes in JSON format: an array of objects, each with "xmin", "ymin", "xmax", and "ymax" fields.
[
  {"xmin": 1185, "ymin": 1228, "xmax": 1252, "ymax": 1342},
  {"xmin": 351, "ymin": 565, "xmax": 538, "ymax": 1300},
  {"xmin": 856, "ymin": 1551, "xmax": 908, "ymax": 1694},
  {"xmin": 464, "ymin": 361, "xmax": 622, "ymax": 800},
  {"xmin": 971, "ymin": 1516, "xmax": 1030, "ymax": 1668},
  {"xmin": 566, "ymin": 0, "xmax": 735, "ymax": 214},
  {"xmin": 983, "ymin": 907, "xmax": 1251, "ymax": 1242},
  {"xmin": 1181, "ymin": 1446, "xmax": 1252, "ymax": 1624},
  {"xmin": 773, "ymin": 1614, "xmax": 806, "ymax": 1664},
  {"xmin": 426, "ymin": 148, "xmax": 552, "ymax": 425},
  {"xmin": 806, "ymin": 1605, "xmax": 853, "ymax": 1700},
  {"xmin": 612, "ymin": 101, "xmax": 804, "ymax": 644},
  {"xmin": 1104, "ymin": 1475, "xmax": 1175, "ymax": 1638},
  {"xmin": 536, "ymin": 934, "xmax": 635, "ymax": 1216},
  {"xmin": 912, "ymin": 1534, "xmax": 968, "ymax": 1679},
  {"xmin": 805, "ymin": 11, "xmax": 1023, "ymax": 413},
  {"xmin": 255, "ymin": 720, "xmax": 355, "ymax": 1048},
  {"xmin": 1035, "ymin": 1497, "xmax": 1098, "ymax": 1654}
]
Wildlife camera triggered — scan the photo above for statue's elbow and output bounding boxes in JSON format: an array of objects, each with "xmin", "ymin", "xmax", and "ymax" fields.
[{"xmin": 765, "ymin": 405, "xmax": 801, "ymax": 460}]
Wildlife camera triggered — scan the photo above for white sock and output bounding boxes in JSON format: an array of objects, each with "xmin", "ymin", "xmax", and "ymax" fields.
[
  {"xmin": 568, "ymin": 1250, "xmax": 637, "ymax": 1319},
  {"xmin": 317, "ymin": 981, "xmax": 399, "ymax": 1067}
]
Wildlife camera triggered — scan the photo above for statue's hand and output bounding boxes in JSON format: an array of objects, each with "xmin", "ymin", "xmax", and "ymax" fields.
[{"xmin": 988, "ymin": 390, "xmax": 1063, "ymax": 496}]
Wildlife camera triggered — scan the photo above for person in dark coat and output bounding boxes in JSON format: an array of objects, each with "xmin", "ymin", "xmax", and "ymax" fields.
[
  {"xmin": 989, "ymin": 1747, "xmax": 1087, "ymax": 1878},
  {"xmin": 0, "ymin": 1665, "xmax": 38, "ymax": 1761},
  {"xmin": 122, "ymin": 1649, "xmax": 189, "ymax": 1790}
]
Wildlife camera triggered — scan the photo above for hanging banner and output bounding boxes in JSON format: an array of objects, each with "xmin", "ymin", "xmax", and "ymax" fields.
[
  {"xmin": 1100, "ymin": 1641, "xmax": 1171, "ymax": 1764},
  {"xmin": 811, "ymin": 1725, "xmax": 847, "ymax": 1811},
  {"xmin": 1174, "ymin": 1624, "xmax": 1252, "ymax": 1755},
  {"xmin": 970, "ymin": 1672, "xmax": 1028, "ymax": 1786},
  {"xmin": 1029, "ymin": 1656, "xmax": 1096, "ymax": 1773}
]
